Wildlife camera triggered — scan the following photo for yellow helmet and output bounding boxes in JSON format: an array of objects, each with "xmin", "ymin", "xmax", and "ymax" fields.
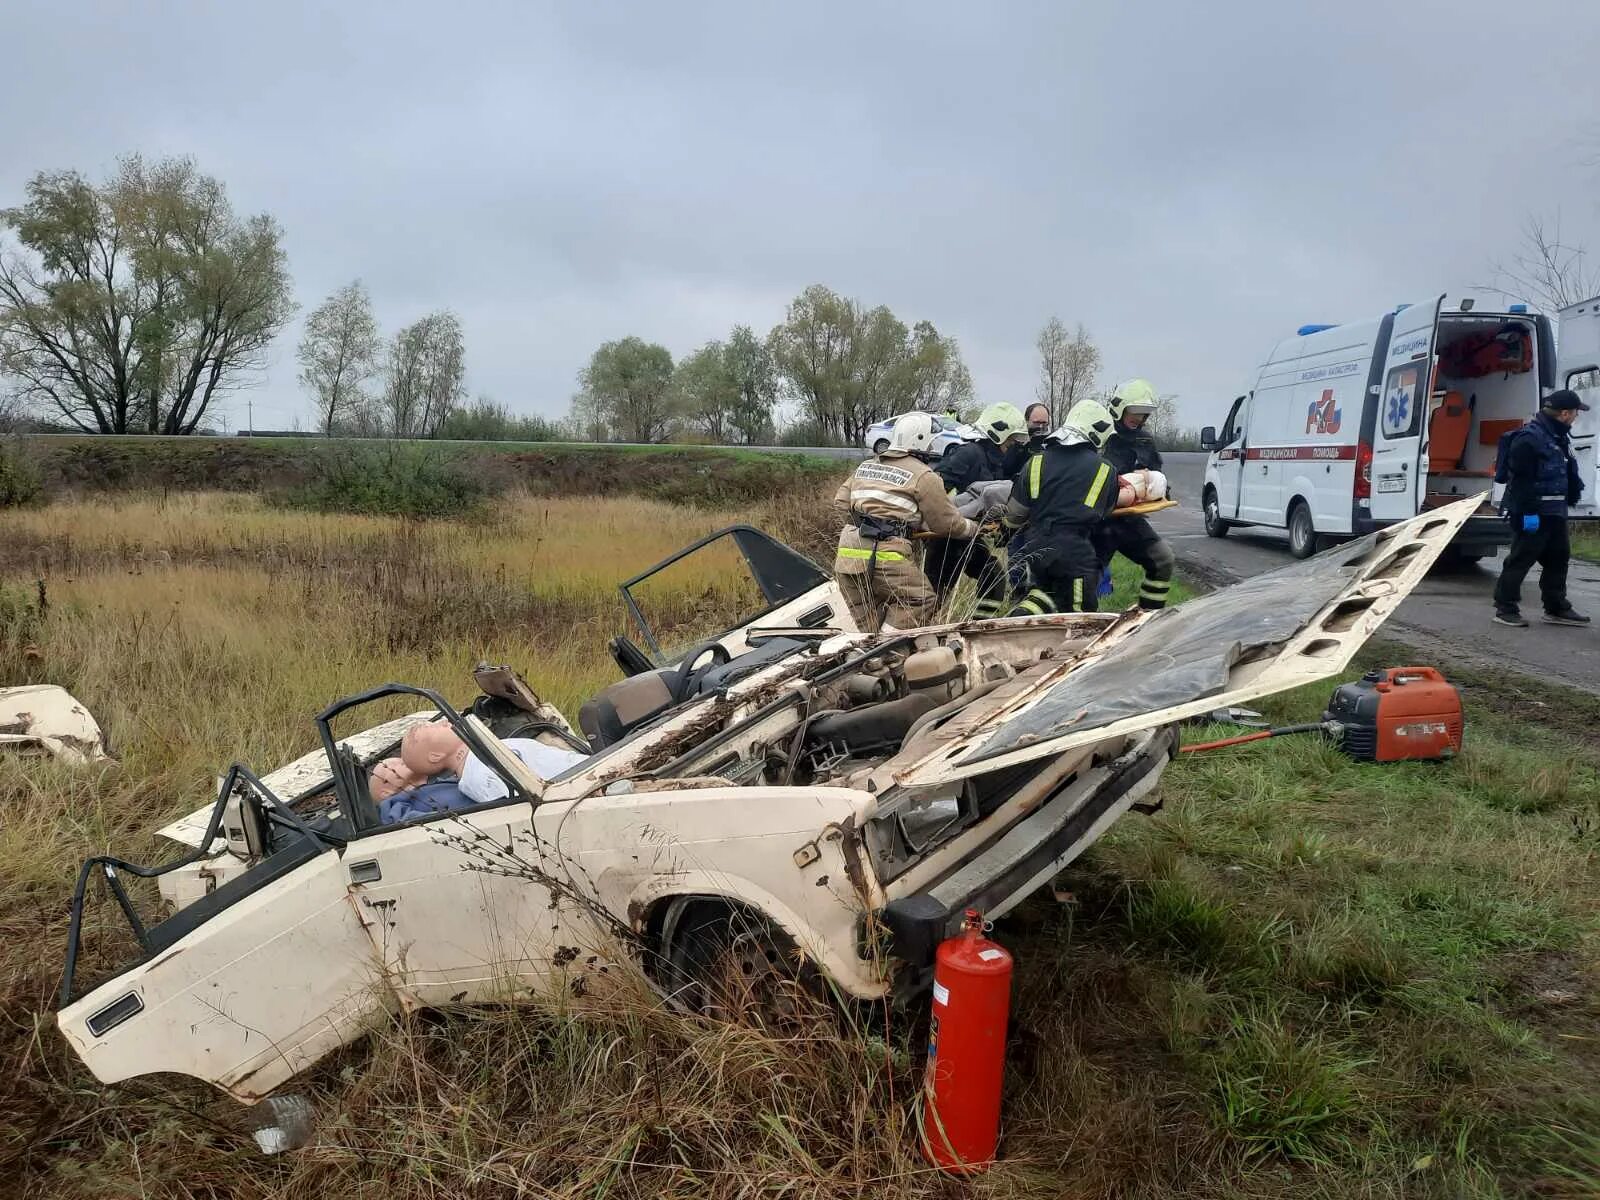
[
  {"xmin": 1052, "ymin": 400, "xmax": 1116, "ymax": 450},
  {"xmin": 1109, "ymin": 379, "xmax": 1158, "ymax": 423},
  {"xmin": 975, "ymin": 402, "xmax": 1027, "ymax": 445}
]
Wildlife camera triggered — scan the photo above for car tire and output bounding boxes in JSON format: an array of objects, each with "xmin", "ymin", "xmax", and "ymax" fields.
[
  {"xmin": 1287, "ymin": 500, "xmax": 1318, "ymax": 559},
  {"xmin": 666, "ymin": 903, "xmax": 821, "ymax": 1028},
  {"xmin": 1203, "ymin": 487, "xmax": 1230, "ymax": 538},
  {"xmin": 872, "ymin": 439, "xmax": 889, "ymax": 455}
]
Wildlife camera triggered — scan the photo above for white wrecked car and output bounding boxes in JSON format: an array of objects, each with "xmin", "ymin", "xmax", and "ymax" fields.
[
  {"xmin": 58, "ymin": 501, "xmax": 1476, "ymax": 1105},
  {"xmin": 1, "ymin": 685, "xmax": 110, "ymax": 765}
]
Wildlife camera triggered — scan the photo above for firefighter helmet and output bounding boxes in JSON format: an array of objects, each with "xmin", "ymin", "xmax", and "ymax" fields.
[
  {"xmin": 1108, "ymin": 379, "xmax": 1159, "ymax": 423},
  {"xmin": 887, "ymin": 411, "xmax": 937, "ymax": 455},
  {"xmin": 974, "ymin": 402, "xmax": 1026, "ymax": 446},
  {"xmin": 1051, "ymin": 400, "xmax": 1116, "ymax": 450}
]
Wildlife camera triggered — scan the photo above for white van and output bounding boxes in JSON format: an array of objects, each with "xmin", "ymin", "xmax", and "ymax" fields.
[{"xmin": 1200, "ymin": 295, "xmax": 1600, "ymax": 560}]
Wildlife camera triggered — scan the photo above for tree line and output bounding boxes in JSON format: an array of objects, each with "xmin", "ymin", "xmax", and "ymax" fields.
[{"xmin": 566, "ymin": 285, "xmax": 975, "ymax": 446}]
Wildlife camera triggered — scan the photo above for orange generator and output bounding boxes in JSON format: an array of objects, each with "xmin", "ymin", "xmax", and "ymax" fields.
[
  {"xmin": 921, "ymin": 909, "xmax": 1013, "ymax": 1174},
  {"xmin": 1322, "ymin": 666, "xmax": 1464, "ymax": 762}
]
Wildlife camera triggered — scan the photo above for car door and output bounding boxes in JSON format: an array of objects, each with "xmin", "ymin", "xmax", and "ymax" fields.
[
  {"xmin": 57, "ymin": 840, "xmax": 400, "ymax": 1101},
  {"xmin": 620, "ymin": 525, "xmax": 857, "ymax": 664},
  {"xmin": 882, "ymin": 495, "xmax": 1479, "ymax": 787},
  {"xmin": 1211, "ymin": 395, "xmax": 1249, "ymax": 518},
  {"xmin": 1370, "ymin": 296, "xmax": 1444, "ymax": 523},
  {"xmin": 1558, "ymin": 295, "xmax": 1600, "ymax": 518}
]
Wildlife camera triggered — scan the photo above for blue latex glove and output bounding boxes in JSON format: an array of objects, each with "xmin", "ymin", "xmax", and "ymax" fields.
[
  {"xmin": 1522, "ymin": 514, "xmax": 1540, "ymax": 533},
  {"xmin": 1097, "ymin": 566, "xmax": 1114, "ymax": 597}
]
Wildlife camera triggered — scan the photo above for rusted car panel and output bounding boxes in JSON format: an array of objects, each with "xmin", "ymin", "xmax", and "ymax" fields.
[{"xmin": 1, "ymin": 685, "xmax": 109, "ymax": 765}]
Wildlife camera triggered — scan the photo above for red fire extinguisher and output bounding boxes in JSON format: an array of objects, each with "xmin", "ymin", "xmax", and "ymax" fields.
[{"xmin": 920, "ymin": 908, "xmax": 1013, "ymax": 1174}]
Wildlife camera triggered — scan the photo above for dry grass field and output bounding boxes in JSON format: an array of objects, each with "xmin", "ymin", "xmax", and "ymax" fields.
[{"xmin": 1, "ymin": 487, "xmax": 1597, "ymax": 1199}]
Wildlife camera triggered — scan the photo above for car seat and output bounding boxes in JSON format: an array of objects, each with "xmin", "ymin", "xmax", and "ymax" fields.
[
  {"xmin": 578, "ymin": 671, "xmax": 676, "ymax": 750},
  {"xmin": 1426, "ymin": 392, "xmax": 1476, "ymax": 475}
]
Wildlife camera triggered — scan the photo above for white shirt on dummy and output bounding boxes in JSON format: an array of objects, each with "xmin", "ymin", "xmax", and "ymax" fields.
[{"xmin": 457, "ymin": 737, "xmax": 590, "ymax": 805}]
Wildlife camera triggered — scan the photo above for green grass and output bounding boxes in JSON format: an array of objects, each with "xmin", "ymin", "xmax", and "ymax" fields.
[
  {"xmin": 1571, "ymin": 520, "xmax": 1600, "ymax": 564},
  {"xmin": 2, "ymin": 491, "xmax": 1595, "ymax": 1198},
  {"xmin": 1013, "ymin": 644, "xmax": 1600, "ymax": 1194},
  {"xmin": 22, "ymin": 434, "xmax": 844, "ymax": 510}
]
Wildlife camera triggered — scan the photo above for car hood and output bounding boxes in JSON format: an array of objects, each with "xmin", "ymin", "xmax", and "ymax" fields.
[{"xmin": 883, "ymin": 496, "xmax": 1478, "ymax": 787}]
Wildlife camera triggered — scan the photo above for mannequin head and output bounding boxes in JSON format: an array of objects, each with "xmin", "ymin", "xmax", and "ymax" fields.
[
  {"xmin": 400, "ymin": 723, "xmax": 471, "ymax": 780},
  {"xmin": 369, "ymin": 756, "xmax": 425, "ymax": 802}
]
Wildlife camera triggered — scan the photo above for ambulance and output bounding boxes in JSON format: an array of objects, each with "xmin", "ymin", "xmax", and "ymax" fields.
[{"xmin": 1200, "ymin": 294, "xmax": 1600, "ymax": 559}]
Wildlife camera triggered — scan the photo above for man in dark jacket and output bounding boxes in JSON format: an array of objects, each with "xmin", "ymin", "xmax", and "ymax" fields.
[
  {"xmin": 1492, "ymin": 390, "xmax": 1590, "ymax": 627},
  {"xmin": 1098, "ymin": 378, "xmax": 1176, "ymax": 609},
  {"xmin": 1002, "ymin": 400, "xmax": 1119, "ymax": 614},
  {"xmin": 925, "ymin": 403, "xmax": 1028, "ymax": 615}
]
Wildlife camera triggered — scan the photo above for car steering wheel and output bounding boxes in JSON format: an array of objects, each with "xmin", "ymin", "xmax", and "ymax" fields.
[{"xmin": 669, "ymin": 640, "xmax": 732, "ymax": 702}]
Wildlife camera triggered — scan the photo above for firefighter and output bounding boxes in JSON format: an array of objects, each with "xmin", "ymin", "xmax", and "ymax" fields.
[
  {"xmin": 1492, "ymin": 389, "xmax": 1591, "ymax": 627},
  {"xmin": 924, "ymin": 403, "xmax": 1029, "ymax": 616},
  {"xmin": 1001, "ymin": 399, "xmax": 1119, "ymax": 615},
  {"xmin": 1099, "ymin": 378, "xmax": 1177, "ymax": 609},
  {"xmin": 833, "ymin": 411, "xmax": 979, "ymax": 631}
]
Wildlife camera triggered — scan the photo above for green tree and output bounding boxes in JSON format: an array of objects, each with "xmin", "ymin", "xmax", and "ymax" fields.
[
  {"xmin": 906, "ymin": 320, "xmax": 975, "ymax": 417},
  {"xmin": 768, "ymin": 284, "xmax": 859, "ymax": 444},
  {"xmin": 671, "ymin": 340, "xmax": 738, "ymax": 442},
  {"xmin": 383, "ymin": 311, "xmax": 465, "ymax": 438},
  {"xmin": 297, "ymin": 280, "xmax": 380, "ymax": 434},
  {"xmin": 0, "ymin": 155, "xmax": 293, "ymax": 433},
  {"xmin": 580, "ymin": 337, "xmax": 674, "ymax": 442},
  {"xmin": 724, "ymin": 324, "xmax": 777, "ymax": 444}
]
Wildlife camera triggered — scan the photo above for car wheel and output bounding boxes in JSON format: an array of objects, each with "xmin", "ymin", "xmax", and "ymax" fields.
[
  {"xmin": 668, "ymin": 904, "xmax": 822, "ymax": 1028},
  {"xmin": 872, "ymin": 439, "xmax": 889, "ymax": 455},
  {"xmin": 1287, "ymin": 500, "xmax": 1318, "ymax": 559},
  {"xmin": 1203, "ymin": 487, "xmax": 1230, "ymax": 538}
]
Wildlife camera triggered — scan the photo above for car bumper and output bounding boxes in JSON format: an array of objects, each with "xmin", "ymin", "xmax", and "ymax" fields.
[{"xmin": 877, "ymin": 725, "xmax": 1177, "ymax": 966}]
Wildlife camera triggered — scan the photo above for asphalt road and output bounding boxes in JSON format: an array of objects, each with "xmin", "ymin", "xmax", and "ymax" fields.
[{"xmin": 1155, "ymin": 453, "xmax": 1600, "ymax": 696}]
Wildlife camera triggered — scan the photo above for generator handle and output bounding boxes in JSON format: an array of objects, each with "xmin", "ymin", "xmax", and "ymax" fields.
[{"xmin": 1386, "ymin": 665, "xmax": 1446, "ymax": 685}]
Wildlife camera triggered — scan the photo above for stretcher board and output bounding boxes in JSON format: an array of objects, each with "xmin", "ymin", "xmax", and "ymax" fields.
[{"xmin": 1111, "ymin": 499, "xmax": 1177, "ymax": 517}]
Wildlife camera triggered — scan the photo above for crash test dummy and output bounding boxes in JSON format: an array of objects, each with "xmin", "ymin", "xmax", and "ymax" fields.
[
  {"xmin": 1098, "ymin": 379, "xmax": 1177, "ymax": 610},
  {"xmin": 1002, "ymin": 399, "xmax": 1119, "ymax": 615},
  {"xmin": 400, "ymin": 722, "xmax": 590, "ymax": 805},
  {"xmin": 833, "ymin": 411, "xmax": 979, "ymax": 632}
]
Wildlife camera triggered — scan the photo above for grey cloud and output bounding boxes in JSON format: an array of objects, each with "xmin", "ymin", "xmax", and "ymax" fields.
[{"xmin": 3, "ymin": 0, "xmax": 1598, "ymax": 431}]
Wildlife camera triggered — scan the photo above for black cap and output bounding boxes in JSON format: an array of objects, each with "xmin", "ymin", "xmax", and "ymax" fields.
[{"xmin": 1544, "ymin": 389, "xmax": 1591, "ymax": 412}]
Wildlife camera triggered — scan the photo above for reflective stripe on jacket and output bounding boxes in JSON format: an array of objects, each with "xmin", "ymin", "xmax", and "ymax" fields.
[
  {"xmin": 834, "ymin": 451, "xmax": 977, "ymax": 567},
  {"xmin": 1003, "ymin": 440, "xmax": 1118, "ymax": 538}
]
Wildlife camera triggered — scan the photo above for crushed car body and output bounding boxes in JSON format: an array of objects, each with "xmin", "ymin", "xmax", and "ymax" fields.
[{"xmin": 56, "ymin": 498, "xmax": 1478, "ymax": 1104}]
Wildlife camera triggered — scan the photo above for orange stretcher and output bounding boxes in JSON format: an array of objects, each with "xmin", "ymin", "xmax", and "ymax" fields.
[{"xmin": 1111, "ymin": 499, "xmax": 1177, "ymax": 517}]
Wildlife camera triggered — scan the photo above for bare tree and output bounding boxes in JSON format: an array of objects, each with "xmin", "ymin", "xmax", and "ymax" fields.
[
  {"xmin": 0, "ymin": 155, "xmax": 293, "ymax": 434},
  {"xmin": 1036, "ymin": 317, "xmax": 1100, "ymax": 411},
  {"xmin": 1487, "ymin": 213, "xmax": 1600, "ymax": 312},
  {"xmin": 383, "ymin": 312, "xmax": 465, "ymax": 438},
  {"xmin": 297, "ymin": 281, "xmax": 380, "ymax": 434}
]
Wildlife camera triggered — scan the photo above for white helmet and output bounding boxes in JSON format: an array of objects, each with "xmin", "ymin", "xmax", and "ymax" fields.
[
  {"xmin": 1050, "ymin": 399, "xmax": 1116, "ymax": 451},
  {"xmin": 1108, "ymin": 379, "xmax": 1158, "ymax": 423},
  {"xmin": 887, "ymin": 411, "xmax": 936, "ymax": 455}
]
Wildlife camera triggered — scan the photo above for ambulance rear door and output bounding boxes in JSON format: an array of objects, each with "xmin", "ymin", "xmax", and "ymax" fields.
[
  {"xmin": 1557, "ymin": 296, "xmax": 1600, "ymax": 519},
  {"xmin": 1368, "ymin": 297, "xmax": 1445, "ymax": 523}
]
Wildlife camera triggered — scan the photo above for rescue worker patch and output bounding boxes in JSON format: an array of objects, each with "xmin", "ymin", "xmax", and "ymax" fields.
[{"xmin": 856, "ymin": 462, "xmax": 915, "ymax": 487}]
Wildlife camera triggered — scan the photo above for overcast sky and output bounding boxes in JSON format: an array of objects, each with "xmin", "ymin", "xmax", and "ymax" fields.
[{"xmin": 5, "ymin": 1, "xmax": 1599, "ymax": 433}]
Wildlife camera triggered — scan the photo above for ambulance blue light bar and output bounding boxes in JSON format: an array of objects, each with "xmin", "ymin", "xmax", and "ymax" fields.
[
  {"xmin": 1509, "ymin": 303, "xmax": 1528, "ymax": 313},
  {"xmin": 1297, "ymin": 324, "xmax": 1336, "ymax": 336}
]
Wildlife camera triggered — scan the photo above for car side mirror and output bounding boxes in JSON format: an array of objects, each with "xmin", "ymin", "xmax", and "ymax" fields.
[{"xmin": 1200, "ymin": 425, "xmax": 1218, "ymax": 450}]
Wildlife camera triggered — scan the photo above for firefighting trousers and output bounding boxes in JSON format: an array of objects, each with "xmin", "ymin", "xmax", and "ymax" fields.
[
  {"xmin": 1005, "ymin": 532, "xmax": 1101, "ymax": 616},
  {"xmin": 835, "ymin": 545, "xmax": 937, "ymax": 632},
  {"xmin": 1098, "ymin": 515, "xmax": 1175, "ymax": 609}
]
